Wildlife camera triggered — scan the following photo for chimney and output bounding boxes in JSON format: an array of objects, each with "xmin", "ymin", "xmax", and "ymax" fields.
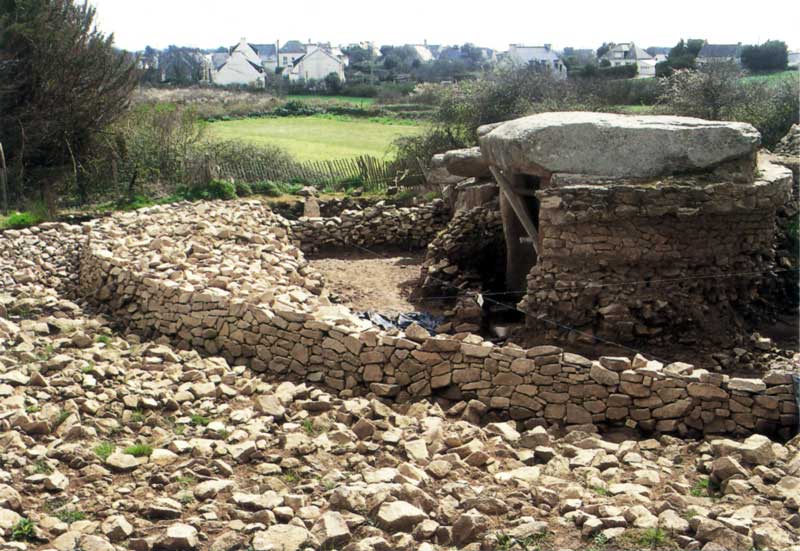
[{"xmin": 424, "ymin": 39, "xmax": 428, "ymax": 47}]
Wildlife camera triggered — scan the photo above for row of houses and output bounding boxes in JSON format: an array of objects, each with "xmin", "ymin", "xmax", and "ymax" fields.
[
  {"xmin": 203, "ymin": 38, "xmax": 348, "ymax": 87},
  {"xmin": 150, "ymin": 38, "xmax": 798, "ymax": 88},
  {"xmin": 515, "ymin": 41, "xmax": 800, "ymax": 79}
]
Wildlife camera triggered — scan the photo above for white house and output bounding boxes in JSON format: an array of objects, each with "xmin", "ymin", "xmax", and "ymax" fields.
[
  {"xmin": 203, "ymin": 38, "xmax": 281, "ymax": 86},
  {"xmin": 600, "ymin": 42, "xmax": 655, "ymax": 77},
  {"xmin": 506, "ymin": 44, "xmax": 567, "ymax": 78},
  {"xmin": 278, "ymin": 40, "xmax": 307, "ymax": 68},
  {"xmin": 284, "ymin": 47, "xmax": 347, "ymax": 82},
  {"xmin": 789, "ymin": 51, "xmax": 800, "ymax": 69},
  {"xmin": 210, "ymin": 39, "xmax": 266, "ymax": 87},
  {"xmin": 409, "ymin": 44, "xmax": 435, "ymax": 62}
]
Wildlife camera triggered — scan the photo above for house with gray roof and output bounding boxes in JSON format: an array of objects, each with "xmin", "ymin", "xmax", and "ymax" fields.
[
  {"xmin": 203, "ymin": 38, "xmax": 269, "ymax": 87},
  {"xmin": 279, "ymin": 40, "xmax": 307, "ymax": 67},
  {"xmin": 600, "ymin": 42, "xmax": 656, "ymax": 77},
  {"xmin": 505, "ymin": 44, "xmax": 567, "ymax": 79},
  {"xmin": 696, "ymin": 43, "xmax": 742, "ymax": 66}
]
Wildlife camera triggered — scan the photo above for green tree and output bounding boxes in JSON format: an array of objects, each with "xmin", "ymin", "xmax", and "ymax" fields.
[
  {"xmin": 596, "ymin": 42, "xmax": 614, "ymax": 59},
  {"xmin": 0, "ymin": 0, "xmax": 138, "ymax": 208},
  {"xmin": 657, "ymin": 38, "xmax": 705, "ymax": 77},
  {"xmin": 659, "ymin": 61, "xmax": 741, "ymax": 120},
  {"xmin": 323, "ymin": 72, "xmax": 343, "ymax": 93},
  {"xmin": 741, "ymin": 40, "xmax": 788, "ymax": 72}
]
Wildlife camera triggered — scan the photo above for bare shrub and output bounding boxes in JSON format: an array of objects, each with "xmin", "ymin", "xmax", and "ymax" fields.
[{"xmin": 658, "ymin": 62, "xmax": 799, "ymax": 147}]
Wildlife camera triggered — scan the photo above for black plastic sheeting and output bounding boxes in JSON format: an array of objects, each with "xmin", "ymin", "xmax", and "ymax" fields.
[{"xmin": 359, "ymin": 311, "xmax": 445, "ymax": 333}]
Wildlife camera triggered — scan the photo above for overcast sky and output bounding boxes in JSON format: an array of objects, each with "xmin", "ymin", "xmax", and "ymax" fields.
[{"xmin": 91, "ymin": 0, "xmax": 800, "ymax": 52}]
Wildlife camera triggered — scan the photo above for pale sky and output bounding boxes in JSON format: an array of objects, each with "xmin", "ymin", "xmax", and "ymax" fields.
[{"xmin": 91, "ymin": 0, "xmax": 800, "ymax": 53}]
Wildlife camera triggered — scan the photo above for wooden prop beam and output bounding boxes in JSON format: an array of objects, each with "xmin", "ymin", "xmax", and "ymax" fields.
[{"xmin": 490, "ymin": 166, "xmax": 540, "ymax": 255}]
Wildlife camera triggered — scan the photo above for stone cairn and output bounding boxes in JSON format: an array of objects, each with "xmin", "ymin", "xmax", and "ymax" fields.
[{"xmin": 474, "ymin": 112, "xmax": 794, "ymax": 346}]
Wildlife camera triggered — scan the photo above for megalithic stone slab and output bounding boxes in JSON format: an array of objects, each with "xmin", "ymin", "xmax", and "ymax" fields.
[
  {"xmin": 443, "ymin": 147, "xmax": 491, "ymax": 178},
  {"xmin": 478, "ymin": 111, "xmax": 760, "ymax": 179}
]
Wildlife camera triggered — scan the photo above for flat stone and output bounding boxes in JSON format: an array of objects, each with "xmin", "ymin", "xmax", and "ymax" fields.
[
  {"xmin": 375, "ymin": 500, "xmax": 427, "ymax": 532},
  {"xmin": 727, "ymin": 378, "xmax": 767, "ymax": 392},
  {"xmin": 589, "ymin": 363, "xmax": 619, "ymax": 386},
  {"xmin": 252, "ymin": 524, "xmax": 311, "ymax": 551},
  {"xmin": 311, "ymin": 511, "xmax": 351, "ymax": 548},
  {"xmin": 479, "ymin": 112, "xmax": 759, "ymax": 178},
  {"xmin": 443, "ymin": 147, "xmax": 491, "ymax": 178},
  {"xmin": 158, "ymin": 523, "xmax": 198, "ymax": 550}
]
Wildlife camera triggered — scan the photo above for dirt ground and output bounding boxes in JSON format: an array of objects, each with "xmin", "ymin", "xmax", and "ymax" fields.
[{"xmin": 309, "ymin": 249, "xmax": 437, "ymax": 315}]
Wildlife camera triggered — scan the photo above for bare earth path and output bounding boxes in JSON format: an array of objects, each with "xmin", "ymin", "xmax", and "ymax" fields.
[{"xmin": 309, "ymin": 250, "xmax": 432, "ymax": 315}]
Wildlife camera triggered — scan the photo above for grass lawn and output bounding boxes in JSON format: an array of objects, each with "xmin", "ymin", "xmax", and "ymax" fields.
[
  {"xmin": 741, "ymin": 70, "xmax": 799, "ymax": 85},
  {"xmin": 208, "ymin": 115, "xmax": 425, "ymax": 162},
  {"xmin": 287, "ymin": 94, "xmax": 376, "ymax": 106}
]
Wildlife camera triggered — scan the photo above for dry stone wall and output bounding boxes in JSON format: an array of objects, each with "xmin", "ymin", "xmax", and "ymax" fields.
[
  {"xmin": 520, "ymin": 161, "xmax": 793, "ymax": 345},
  {"xmin": 75, "ymin": 201, "xmax": 797, "ymax": 439},
  {"xmin": 286, "ymin": 200, "xmax": 449, "ymax": 252},
  {"xmin": 418, "ymin": 201, "xmax": 504, "ymax": 297}
]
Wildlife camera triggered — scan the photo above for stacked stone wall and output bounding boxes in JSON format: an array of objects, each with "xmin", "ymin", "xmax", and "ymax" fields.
[
  {"xmin": 286, "ymin": 200, "xmax": 449, "ymax": 252},
  {"xmin": 522, "ymin": 168, "xmax": 793, "ymax": 344},
  {"xmin": 418, "ymin": 201, "xmax": 504, "ymax": 296},
  {"xmin": 75, "ymin": 202, "xmax": 797, "ymax": 439}
]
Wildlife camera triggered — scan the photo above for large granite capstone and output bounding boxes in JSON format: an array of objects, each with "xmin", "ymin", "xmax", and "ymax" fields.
[
  {"xmin": 443, "ymin": 147, "xmax": 491, "ymax": 178},
  {"xmin": 478, "ymin": 112, "xmax": 760, "ymax": 179}
]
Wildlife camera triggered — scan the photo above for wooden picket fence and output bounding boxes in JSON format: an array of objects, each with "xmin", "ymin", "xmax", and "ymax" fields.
[{"xmin": 219, "ymin": 155, "xmax": 421, "ymax": 192}]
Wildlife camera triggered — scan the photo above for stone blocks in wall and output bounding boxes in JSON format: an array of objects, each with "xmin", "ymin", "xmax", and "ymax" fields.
[
  {"xmin": 520, "ymin": 158, "xmax": 794, "ymax": 344},
  {"xmin": 287, "ymin": 200, "xmax": 450, "ymax": 252},
  {"xmin": 72, "ymin": 200, "xmax": 796, "ymax": 440}
]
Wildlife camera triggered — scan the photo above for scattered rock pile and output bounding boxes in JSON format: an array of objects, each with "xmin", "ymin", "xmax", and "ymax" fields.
[{"xmin": 1, "ymin": 290, "xmax": 799, "ymax": 550}]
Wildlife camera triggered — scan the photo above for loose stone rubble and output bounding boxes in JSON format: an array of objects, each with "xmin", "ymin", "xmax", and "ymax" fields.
[{"xmin": 0, "ymin": 287, "xmax": 799, "ymax": 550}]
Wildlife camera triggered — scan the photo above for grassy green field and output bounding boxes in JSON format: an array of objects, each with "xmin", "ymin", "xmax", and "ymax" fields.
[
  {"xmin": 741, "ymin": 70, "xmax": 798, "ymax": 84},
  {"xmin": 208, "ymin": 115, "xmax": 424, "ymax": 162},
  {"xmin": 287, "ymin": 94, "xmax": 376, "ymax": 105}
]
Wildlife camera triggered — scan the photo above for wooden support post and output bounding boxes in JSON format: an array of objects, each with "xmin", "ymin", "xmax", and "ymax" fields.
[{"xmin": 490, "ymin": 166, "xmax": 539, "ymax": 255}]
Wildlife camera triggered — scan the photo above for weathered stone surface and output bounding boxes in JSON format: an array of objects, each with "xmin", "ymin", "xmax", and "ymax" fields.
[
  {"xmin": 158, "ymin": 523, "xmax": 198, "ymax": 550},
  {"xmin": 376, "ymin": 501, "xmax": 427, "ymax": 532},
  {"xmin": 252, "ymin": 525, "xmax": 311, "ymax": 551},
  {"xmin": 479, "ymin": 111, "xmax": 759, "ymax": 178},
  {"xmin": 589, "ymin": 363, "xmax": 619, "ymax": 386},
  {"xmin": 443, "ymin": 147, "xmax": 491, "ymax": 178}
]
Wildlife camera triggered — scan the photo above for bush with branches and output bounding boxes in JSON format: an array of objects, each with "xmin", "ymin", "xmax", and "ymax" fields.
[{"xmin": 658, "ymin": 61, "xmax": 799, "ymax": 148}]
